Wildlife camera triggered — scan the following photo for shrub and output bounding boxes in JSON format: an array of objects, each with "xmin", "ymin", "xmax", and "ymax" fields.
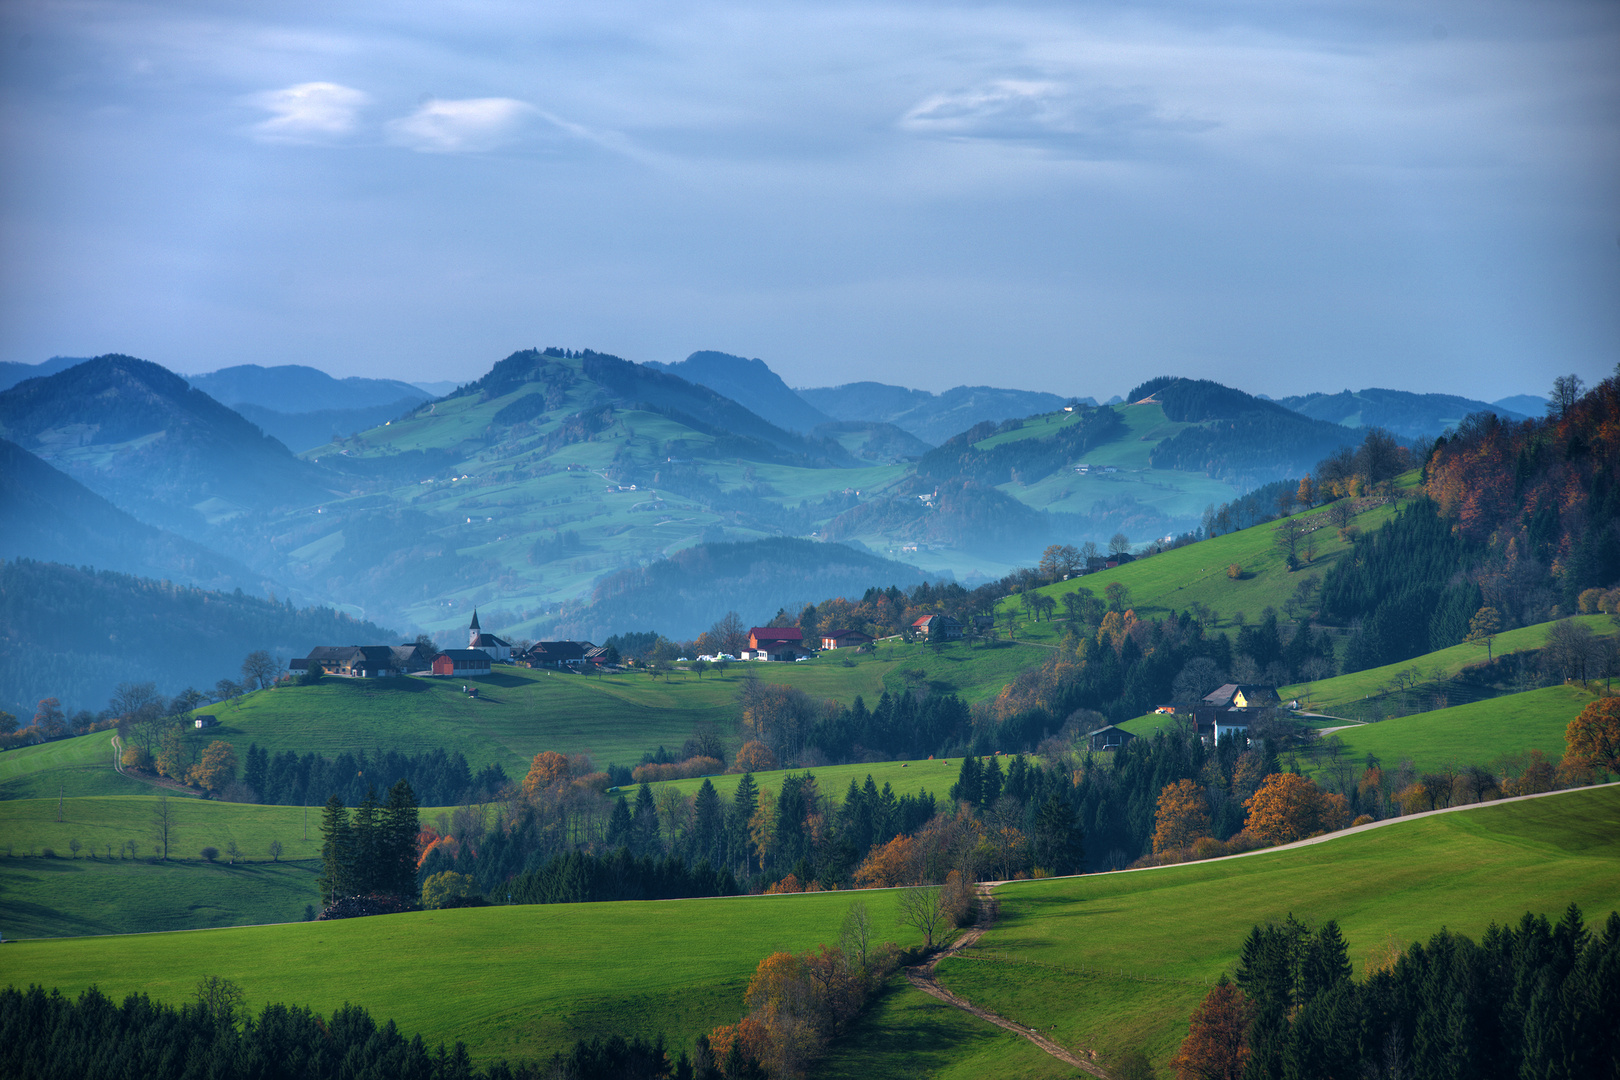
[
  {"xmin": 1227, "ymin": 564, "xmax": 1242, "ymax": 579},
  {"xmin": 41, "ymin": 847, "xmax": 56, "ymax": 859},
  {"xmin": 200, "ymin": 846, "xmax": 219, "ymax": 863},
  {"xmin": 421, "ymin": 871, "xmax": 480, "ymax": 910}
]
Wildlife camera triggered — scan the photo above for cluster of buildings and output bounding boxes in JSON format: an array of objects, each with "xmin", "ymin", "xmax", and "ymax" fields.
[
  {"xmin": 1084, "ymin": 683, "xmax": 1283, "ymax": 752},
  {"xmin": 290, "ymin": 611, "xmax": 610, "ymax": 680}
]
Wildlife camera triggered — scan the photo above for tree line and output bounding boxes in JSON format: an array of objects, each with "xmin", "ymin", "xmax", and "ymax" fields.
[
  {"xmin": 317, "ymin": 781, "xmax": 421, "ymax": 906},
  {"xmin": 244, "ymin": 744, "xmax": 508, "ymax": 808},
  {"xmin": 1171, "ymin": 904, "xmax": 1620, "ymax": 1079}
]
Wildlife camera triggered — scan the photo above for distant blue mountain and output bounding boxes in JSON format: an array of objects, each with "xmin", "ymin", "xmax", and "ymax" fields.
[
  {"xmin": 187, "ymin": 364, "xmax": 428, "ymax": 414},
  {"xmin": 0, "ymin": 356, "xmax": 93, "ymax": 392},
  {"xmin": 1493, "ymin": 394, "xmax": 1545, "ymax": 417},
  {"xmin": 646, "ymin": 350, "xmax": 833, "ymax": 435}
]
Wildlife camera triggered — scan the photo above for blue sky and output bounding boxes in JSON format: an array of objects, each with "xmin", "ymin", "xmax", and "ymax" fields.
[{"xmin": 1, "ymin": 0, "xmax": 1615, "ymax": 401}]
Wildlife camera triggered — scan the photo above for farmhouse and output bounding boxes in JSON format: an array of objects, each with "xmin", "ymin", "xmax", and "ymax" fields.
[
  {"xmin": 520, "ymin": 641, "xmax": 597, "ymax": 669},
  {"xmin": 1087, "ymin": 725, "xmax": 1136, "ymax": 751},
  {"xmin": 745, "ymin": 626, "xmax": 806, "ymax": 661},
  {"xmin": 193, "ymin": 715, "xmax": 218, "ymax": 729},
  {"xmin": 821, "ymin": 629, "xmax": 874, "ymax": 650},
  {"xmin": 911, "ymin": 614, "xmax": 962, "ymax": 641},
  {"xmin": 466, "ymin": 610, "xmax": 512, "ymax": 662},
  {"xmin": 431, "ymin": 650, "xmax": 493, "ymax": 677},
  {"xmin": 1202, "ymin": 684, "xmax": 1280, "ymax": 710},
  {"xmin": 290, "ymin": 644, "xmax": 430, "ymax": 679}
]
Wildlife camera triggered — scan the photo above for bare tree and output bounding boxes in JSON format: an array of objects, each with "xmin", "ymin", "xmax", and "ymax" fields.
[
  {"xmin": 194, "ymin": 976, "xmax": 246, "ymax": 1030},
  {"xmin": 1108, "ymin": 532, "xmax": 1131, "ymax": 555},
  {"xmin": 241, "ymin": 650, "xmax": 283, "ymax": 691},
  {"xmin": 839, "ymin": 901, "xmax": 873, "ymax": 970},
  {"xmin": 1548, "ymin": 374, "xmax": 1585, "ymax": 419},
  {"xmin": 897, "ymin": 885, "xmax": 952, "ymax": 950},
  {"xmin": 1542, "ymin": 618, "xmax": 1596, "ymax": 682},
  {"xmin": 152, "ymin": 795, "xmax": 174, "ymax": 860}
]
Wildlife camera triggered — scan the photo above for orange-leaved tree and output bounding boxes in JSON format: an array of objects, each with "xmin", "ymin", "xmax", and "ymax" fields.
[
  {"xmin": 522, "ymin": 751, "xmax": 570, "ymax": 797},
  {"xmin": 1154, "ymin": 779, "xmax": 1212, "ymax": 854},
  {"xmin": 1243, "ymin": 773, "xmax": 1346, "ymax": 846},
  {"xmin": 1565, "ymin": 697, "xmax": 1620, "ymax": 776},
  {"xmin": 734, "ymin": 740, "xmax": 778, "ymax": 773},
  {"xmin": 1171, "ymin": 975, "xmax": 1254, "ymax": 1080},
  {"xmin": 852, "ymin": 834, "xmax": 918, "ymax": 888},
  {"xmin": 188, "ymin": 740, "xmax": 238, "ymax": 794}
]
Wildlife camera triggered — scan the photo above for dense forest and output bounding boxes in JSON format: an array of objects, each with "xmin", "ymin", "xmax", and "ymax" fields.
[
  {"xmin": 1173, "ymin": 905, "xmax": 1620, "ymax": 1079},
  {"xmin": 0, "ymin": 559, "xmax": 399, "ymax": 718},
  {"xmin": 242, "ymin": 745, "xmax": 509, "ymax": 809}
]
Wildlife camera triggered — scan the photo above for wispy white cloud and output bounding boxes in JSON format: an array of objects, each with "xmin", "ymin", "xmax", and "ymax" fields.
[
  {"xmin": 900, "ymin": 78, "xmax": 1212, "ymax": 154},
  {"xmin": 249, "ymin": 82, "xmax": 368, "ymax": 142},
  {"xmin": 387, "ymin": 97, "xmax": 535, "ymax": 152}
]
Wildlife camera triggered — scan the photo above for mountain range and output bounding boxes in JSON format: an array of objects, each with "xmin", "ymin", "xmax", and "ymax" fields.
[{"xmin": 0, "ymin": 348, "xmax": 1538, "ymax": 656}]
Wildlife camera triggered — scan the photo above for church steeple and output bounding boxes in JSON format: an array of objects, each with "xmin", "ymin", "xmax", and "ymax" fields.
[{"xmin": 469, "ymin": 608, "xmax": 481, "ymax": 648}]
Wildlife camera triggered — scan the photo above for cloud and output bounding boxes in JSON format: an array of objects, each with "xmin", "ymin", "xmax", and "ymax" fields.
[
  {"xmin": 900, "ymin": 78, "xmax": 1213, "ymax": 154},
  {"xmin": 386, "ymin": 97, "xmax": 535, "ymax": 153},
  {"xmin": 250, "ymin": 82, "xmax": 368, "ymax": 142}
]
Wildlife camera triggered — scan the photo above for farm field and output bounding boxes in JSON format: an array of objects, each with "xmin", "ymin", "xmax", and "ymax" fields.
[
  {"xmin": 640, "ymin": 757, "xmax": 970, "ymax": 804},
  {"xmin": 996, "ymin": 496, "xmax": 1404, "ymax": 641},
  {"xmin": 1306, "ymin": 684, "xmax": 1596, "ymax": 777},
  {"xmin": 2, "ymin": 885, "xmax": 927, "ymax": 1067},
  {"xmin": 188, "ymin": 639, "xmax": 1052, "ymax": 775},
  {"xmin": 0, "ymin": 733, "xmax": 150, "ymax": 799},
  {"xmin": 1282, "ymin": 613, "xmax": 1615, "ymax": 713},
  {"xmin": 0, "ymin": 795, "xmax": 481, "ymax": 937},
  {"xmin": 925, "ymin": 784, "xmax": 1620, "ymax": 1074}
]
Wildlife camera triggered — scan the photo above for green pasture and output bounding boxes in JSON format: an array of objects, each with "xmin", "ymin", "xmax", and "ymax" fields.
[
  {"xmin": 0, "ymin": 856, "xmax": 320, "ymax": 939},
  {"xmin": 0, "ymin": 733, "xmax": 149, "ymax": 799},
  {"xmin": 639, "ymin": 757, "xmax": 970, "ymax": 804},
  {"xmin": 931, "ymin": 785, "xmax": 1620, "ymax": 1074},
  {"xmin": 1284, "ymin": 614, "xmax": 1615, "ymax": 712},
  {"xmin": 2, "ymin": 886, "xmax": 927, "ymax": 1067},
  {"xmin": 3, "ymin": 795, "xmax": 339, "ymax": 864},
  {"xmin": 190, "ymin": 640, "xmax": 1051, "ymax": 776},
  {"xmin": 997, "ymin": 498, "xmax": 1403, "ymax": 641},
  {"xmin": 1307, "ymin": 684, "xmax": 1596, "ymax": 777},
  {"xmin": 819, "ymin": 973, "xmax": 1081, "ymax": 1080}
]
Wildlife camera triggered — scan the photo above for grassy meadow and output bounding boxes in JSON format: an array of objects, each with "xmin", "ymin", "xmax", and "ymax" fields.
[
  {"xmin": 996, "ymin": 497, "xmax": 1403, "ymax": 641},
  {"xmin": 1282, "ymin": 613, "xmax": 1616, "ymax": 713},
  {"xmin": 1305, "ymin": 684, "xmax": 1596, "ymax": 777},
  {"xmin": 925, "ymin": 785, "xmax": 1620, "ymax": 1073},
  {"xmin": 0, "ymin": 733, "xmax": 150, "ymax": 799},
  {"xmin": 187, "ymin": 638, "xmax": 1052, "ymax": 775},
  {"xmin": 2, "ymin": 886, "xmax": 927, "ymax": 1067},
  {"xmin": 640, "ymin": 757, "xmax": 971, "ymax": 804}
]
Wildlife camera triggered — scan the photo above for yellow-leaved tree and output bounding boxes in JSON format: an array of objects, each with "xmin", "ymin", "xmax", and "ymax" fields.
[{"xmin": 1154, "ymin": 778, "xmax": 1212, "ymax": 854}]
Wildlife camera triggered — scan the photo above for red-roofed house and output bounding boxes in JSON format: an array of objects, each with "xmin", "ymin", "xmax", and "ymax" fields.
[
  {"xmin": 746, "ymin": 626, "xmax": 806, "ymax": 662},
  {"xmin": 911, "ymin": 614, "xmax": 962, "ymax": 641}
]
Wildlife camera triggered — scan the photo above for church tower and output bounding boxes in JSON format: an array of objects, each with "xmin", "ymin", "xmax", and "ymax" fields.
[{"xmin": 469, "ymin": 609, "xmax": 481, "ymax": 648}]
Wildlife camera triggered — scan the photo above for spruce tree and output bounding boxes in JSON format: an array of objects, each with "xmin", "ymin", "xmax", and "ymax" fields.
[
  {"xmin": 631, "ymin": 782, "xmax": 661, "ymax": 857},
  {"xmin": 318, "ymin": 796, "xmax": 352, "ymax": 905},
  {"xmin": 351, "ymin": 786, "xmax": 381, "ymax": 894},
  {"xmin": 383, "ymin": 779, "xmax": 419, "ymax": 899},
  {"xmin": 728, "ymin": 772, "xmax": 759, "ymax": 876}
]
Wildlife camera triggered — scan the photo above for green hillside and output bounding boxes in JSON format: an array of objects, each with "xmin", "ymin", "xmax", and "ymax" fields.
[
  {"xmin": 996, "ymin": 497, "xmax": 1404, "ymax": 641},
  {"xmin": 1306, "ymin": 684, "xmax": 1596, "ymax": 777},
  {"xmin": 906, "ymin": 785, "xmax": 1620, "ymax": 1074},
  {"xmin": 0, "ymin": 733, "xmax": 149, "ymax": 799},
  {"xmin": 0, "ymin": 794, "xmax": 483, "ymax": 938},
  {"xmin": 186, "ymin": 639, "xmax": 1052, "ymax": 774},
  {"xmin": 3, "ymin": 885, "xmax": 928, "ymax": 1067},
  {"xmin": 641, "ymin": 757, "xmax": 966, "ymax": 803},
  {"xmin": 1283, "ymin": 613, "xmax": 1615, "ymax": 712}
]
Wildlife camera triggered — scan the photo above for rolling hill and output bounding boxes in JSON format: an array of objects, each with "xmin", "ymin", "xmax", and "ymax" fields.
[
  {"xmin": 646, "ymin": 350, "xmax": 834, "ymax": 435},
  {"xmin": 1277, "ymin": 386, "xmax": 1530, "ymax": 439},
  {"xmin": 799, "ymin": 381, "xmax": 1074, "ymax": 446},
  {"xmin": 185, "ymin": 364, "xmax": 430, "ymax": 414}
]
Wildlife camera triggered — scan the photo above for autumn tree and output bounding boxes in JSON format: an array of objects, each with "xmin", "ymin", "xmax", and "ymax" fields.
[
  {"xmin": 32, "ymin": 698, "xmax": 67, "ymax": 740},
  {"xmin": 1171, "ymin": 976, "xmax": 1253, "ymax": 1080},
  {"xmin": 1243, "ymin": 773, "xmax": 1346, "ymax": 846},
  {"xmin": 523, "ymin": 750, "xmax": 571, "ymax": 797},
  {"xmin": 188, "ymin": 740, "xmax": 238, "ymax": 794},
  {"xmin": 1154, "ymin": 779, "xmax": 1212, "ymax": 854},
  {"xmin": 853, "ymin": 834, "xmax": 919, "ymax": 888},
  {"xmin": 421, "ymin": 870, "xmax": 480, "ymax": 909},
  {"xmin": 734, "ymin": 739, "xmax": 777, "ymax": 773},
  {"xmin": 1565, "ymin": 697, "xmax": 1620, "ymax": 776}
]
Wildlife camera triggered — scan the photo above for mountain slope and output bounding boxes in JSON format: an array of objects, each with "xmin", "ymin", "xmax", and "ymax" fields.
[
  {"xmin": 799, "ymin": 382, "xmax": 1074, "ymax": 445},
  {"xmin": 554, "ymin": 536, "xmax": 933, "ymax": 641},
  {"xmin": 0, "ymin": 558, "xmax": 398, "ymax": 717},
  {"xmin": 0, "ymin": 439, "xmax": 267, "ymax": 594},
  {"xmin": 1277, "ymin": 387, "xmax": 1530, "ymax": 439},
  {"xmin": 234, "ymin": 397, "xmax": 426, "ymax": 454},
  {"xmin": 0, "ymin": 356, "xmax": 329, "ymax": 537},
  {"xmin": 646, "ymin": 351, "xmax": 833, "ymax": 434},
  {"xmin": 187, "ymin": 364, "xmax": 429, "ymax": 414},
  {"xmin": 0, "ymin": 356, "xmax": 91, "ymax": 392}
]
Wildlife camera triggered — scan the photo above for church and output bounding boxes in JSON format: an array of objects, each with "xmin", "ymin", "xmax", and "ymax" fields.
[{"xmin": 466, "ymin": 610, "xmax": 512, "ymax": 662}]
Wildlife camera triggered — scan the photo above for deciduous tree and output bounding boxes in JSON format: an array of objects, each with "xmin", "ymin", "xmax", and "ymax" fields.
[
  {"xmin": 897, "ymin": 885, "xmax": 952, "ymax": 949},
  {"xmin": 1565, "ymin": 697, "xmax": 1620, "ymax": 776},
  {"xmin": 1243, "ymin": 773, "xmax": 1343, "ymax": 845},
  {"xmin": 1171, "ymin": 976, "xmax": 1253, "ymax": 1080},
  {"xmin": 1154, "ymin": 779, "xmax": 1212, "ymax": 854},
  {"xmin": 188, "ymin": 740, "xmax": 238, "ymax": 794}
]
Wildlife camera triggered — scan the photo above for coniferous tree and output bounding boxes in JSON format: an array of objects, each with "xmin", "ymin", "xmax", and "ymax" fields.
[
  {"xmin": 383, "ymin": 779, "xmax": 420, "ymax": 898},
  {"xmin": 318, "ymin": 795, "xmax": 352, "ymax": 905}
]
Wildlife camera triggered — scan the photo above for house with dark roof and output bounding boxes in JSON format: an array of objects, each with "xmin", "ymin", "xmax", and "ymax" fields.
[
  {"xmin": 746, "ymin": 626, "xmax": 806, "ymax": 661},
  {"xmin": 1087, "ymin": 725, "xmax": 1136, "ymax": 752},
  {"xmin": 520, "ymin": 641, "xmax": 595, "ymax": 669},
  {"xmin": 1202, "ymin": 684, "xmax": 1280, "ymax": 710},
  {"xmin": 821, "ymin": 629, "xmax": 874, "ymax": 650},
  {"xmin": 911, "ymin": 614, "xmax": 962, "ymax": 641},
  {"xmin": 292, "ymin": 645, "xmax": 411, "ymax": 679}
]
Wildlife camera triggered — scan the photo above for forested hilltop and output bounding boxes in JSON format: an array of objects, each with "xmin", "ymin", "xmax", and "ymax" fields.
[{"xmin": 0, "ymin": 559, "xmax": 397, "ymax": 717}]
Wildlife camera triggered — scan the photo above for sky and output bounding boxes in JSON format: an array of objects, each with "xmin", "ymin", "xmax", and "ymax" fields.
[{"xmin": 1, "ymin": 0, "xmax": 1616, "ymax": 402}]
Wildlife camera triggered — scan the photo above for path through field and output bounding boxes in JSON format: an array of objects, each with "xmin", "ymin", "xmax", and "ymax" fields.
[{"xmin": 905, "ymin": 884, "xmax": 1109, "ymax": 1078}]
